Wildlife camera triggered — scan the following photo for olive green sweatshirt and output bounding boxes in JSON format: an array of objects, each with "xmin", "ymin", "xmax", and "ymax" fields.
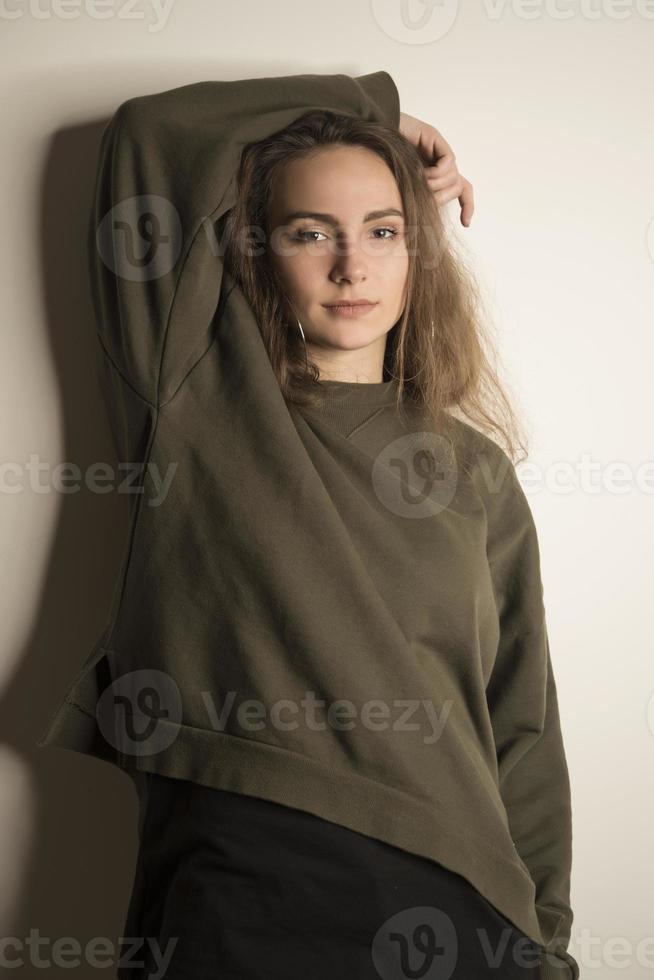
[{"xmin": 36, "ymin": 70, "xmax": 578, "ymax": 979}]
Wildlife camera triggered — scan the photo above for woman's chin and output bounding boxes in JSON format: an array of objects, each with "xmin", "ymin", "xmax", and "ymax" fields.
[{"xmin": 310, "ymin": 323, "xmax": 385, "ymax": 351}]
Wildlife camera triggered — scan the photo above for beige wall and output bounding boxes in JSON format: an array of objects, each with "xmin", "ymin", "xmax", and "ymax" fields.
[{"xmin": 2, "ymin": 1, "xmax": 653, "ymax": 976}]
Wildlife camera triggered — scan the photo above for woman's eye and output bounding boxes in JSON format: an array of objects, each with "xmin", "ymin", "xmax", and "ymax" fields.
[
  {"xmin": 373, "ymin": 227, "xmax": 399, "ymax": 240},
  {"xmin": 293, "ymin": 227, "xmax": 399, "ymax": 243},
  {"xmin": 294, "ymin": 230, "xmax": 327, "ymax": 243}
]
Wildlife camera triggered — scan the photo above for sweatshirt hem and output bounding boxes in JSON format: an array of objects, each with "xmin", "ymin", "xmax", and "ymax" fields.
[{"xmin": 37, "ymin": 695, "xmax": 566, "ymax": 956}]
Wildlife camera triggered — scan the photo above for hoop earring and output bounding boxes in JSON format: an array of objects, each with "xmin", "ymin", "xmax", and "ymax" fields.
[{"xmin": 296, "ymin": 315, "xmax": 309, "ymax": 371}]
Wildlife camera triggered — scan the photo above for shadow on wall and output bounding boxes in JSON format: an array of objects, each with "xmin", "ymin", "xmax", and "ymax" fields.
[{"xmin": 1, "ymin": 115, "xmax": 141, "ymax": 977}]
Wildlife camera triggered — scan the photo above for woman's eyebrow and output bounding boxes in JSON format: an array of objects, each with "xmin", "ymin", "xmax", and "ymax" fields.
[{"xmin": 282, "ymin": 208, "xmax": 404, "ymax": 225}]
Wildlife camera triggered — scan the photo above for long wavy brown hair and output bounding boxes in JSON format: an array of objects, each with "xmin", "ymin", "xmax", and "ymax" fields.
[{"xmin": 219, "ymin": 109, "xmax": 528, "ymax": 465}]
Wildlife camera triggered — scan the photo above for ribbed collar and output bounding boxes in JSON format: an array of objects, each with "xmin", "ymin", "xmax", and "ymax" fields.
[
  {"xmin": 300, "ymin": 377, "xmax": 401, "ymax": 438},
  {"xmin": 318, "ymin": 377, "xmax": 400, "ymax": 404}
]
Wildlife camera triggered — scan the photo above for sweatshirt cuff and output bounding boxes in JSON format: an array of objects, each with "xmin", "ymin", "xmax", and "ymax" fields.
[{"xmin": 355, "ymin": 70, "xmax": 401, "ymax": 130}]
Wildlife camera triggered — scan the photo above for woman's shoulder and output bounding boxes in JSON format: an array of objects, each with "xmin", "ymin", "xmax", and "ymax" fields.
[
  {"xmin": 444, "ymin": 414, "xmax": 525, "ymax": 515},
  {"xmin": 446, "ymin": 413, "xmax": 512, "ymax": 471}
]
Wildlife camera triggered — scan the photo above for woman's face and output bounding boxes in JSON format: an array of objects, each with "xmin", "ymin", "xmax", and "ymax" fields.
[{"xmin": 266, "ymin": 145, "xmax": 409, "ymax": 363}]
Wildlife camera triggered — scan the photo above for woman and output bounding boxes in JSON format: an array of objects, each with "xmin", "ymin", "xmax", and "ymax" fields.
[{"xmin": 37, "ymin": 70, "xmax": 578, "ymax": 980}]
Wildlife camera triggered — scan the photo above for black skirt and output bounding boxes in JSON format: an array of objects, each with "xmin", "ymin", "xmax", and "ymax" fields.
[{"xmin": 117, "ymin": 773, "xmax": 543, "ymax": 980}]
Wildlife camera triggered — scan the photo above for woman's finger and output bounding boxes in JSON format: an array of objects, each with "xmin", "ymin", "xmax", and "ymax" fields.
[
  {"xmin": 459, "ymin": 178, "xmax": 475, "ymax": 226},
  {"xmin": 425, "ymin": 170, "xmax": 460, "ymax": 190},
  {"xmin": 424, "ymin": 153, "xmax": 457, "ymax": 177},
  {"xmin": 429, "ymin": 177, "xmax": 475, "ymax": 227}
]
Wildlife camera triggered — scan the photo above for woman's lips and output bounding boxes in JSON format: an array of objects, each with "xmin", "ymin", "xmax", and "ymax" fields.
[{"xmin": 322, "ymin": 302, "xmax": 378, "ymax": 318}]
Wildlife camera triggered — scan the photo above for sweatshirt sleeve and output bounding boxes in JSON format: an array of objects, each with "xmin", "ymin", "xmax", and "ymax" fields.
[
  {"xmin": 483, "ymin": 447, "xmax": 579, "ymax": 980},
  {"xmin": 89, "ymin": 70, "xmax": 400, "ymax": 410}
]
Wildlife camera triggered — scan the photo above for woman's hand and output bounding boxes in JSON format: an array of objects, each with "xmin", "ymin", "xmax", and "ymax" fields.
[{"xmin": 399, "ymin": 111, "xmax": 474, "ymax": 227}]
